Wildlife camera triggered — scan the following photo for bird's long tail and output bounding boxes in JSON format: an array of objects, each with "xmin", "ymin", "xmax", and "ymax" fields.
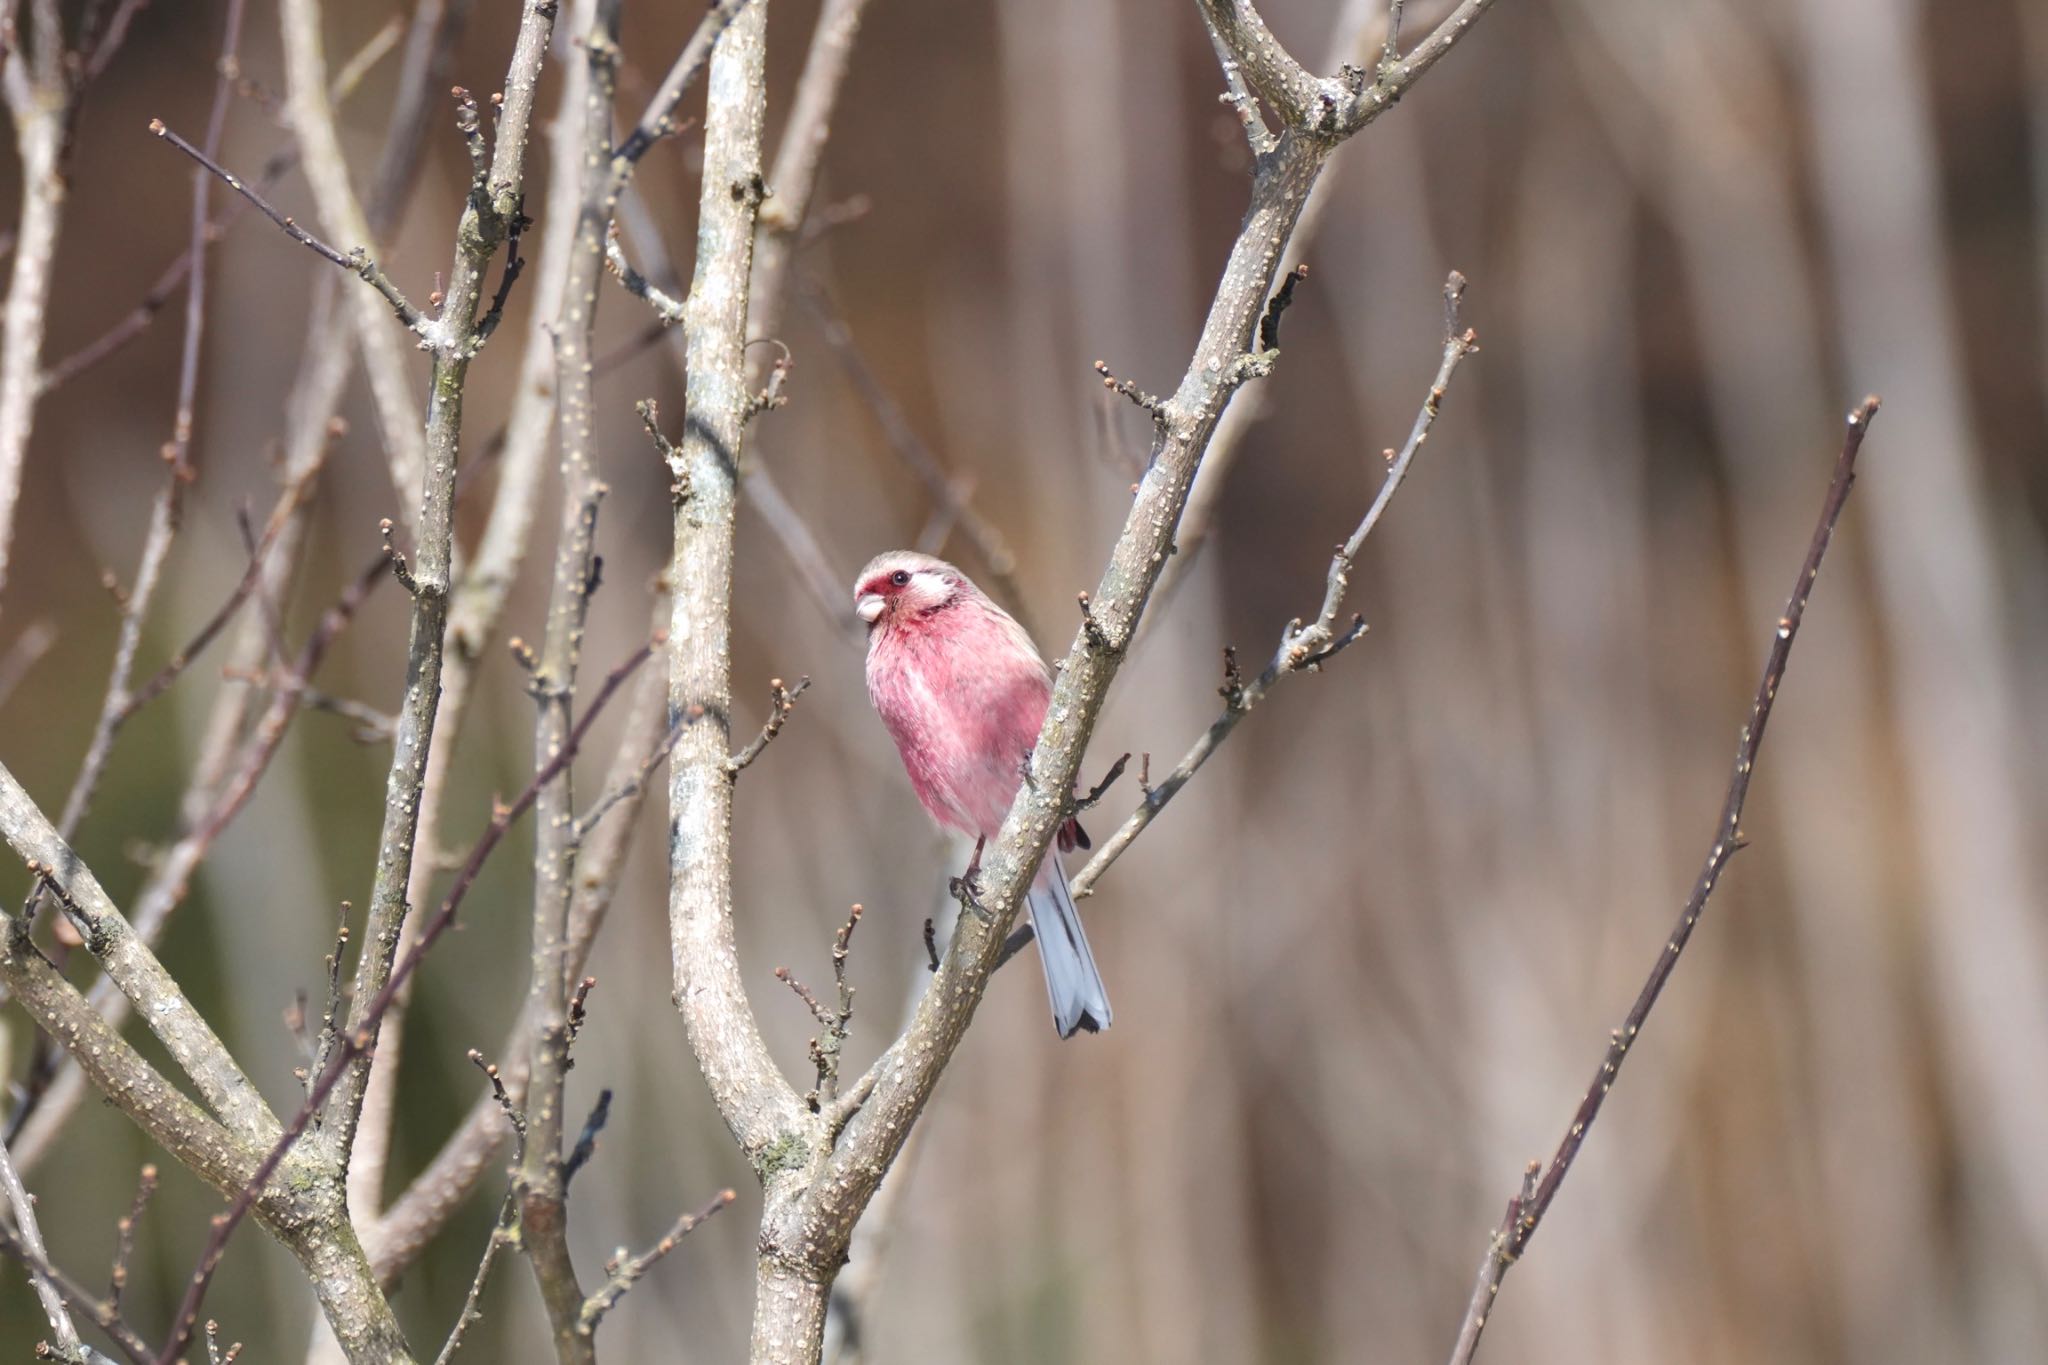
[{"xmin": 1026, "ymin": 854, "xmax": 1111, "ymax": 1038}]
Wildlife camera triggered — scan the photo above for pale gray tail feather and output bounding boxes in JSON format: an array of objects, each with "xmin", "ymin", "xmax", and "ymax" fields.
[{"xmin": 1025, "ymin": 854, "xmax": 1111, "ymax": 1038}]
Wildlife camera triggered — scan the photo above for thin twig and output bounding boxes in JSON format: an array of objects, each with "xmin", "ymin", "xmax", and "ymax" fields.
[
  {"xmin": 0, "ymin": 1135, "xmax": 81, "ymax": 1358},
  {"xmin": 1442, "ymin": 398, "xmax": 1882, "ymax": 1365},
  {"xmin": 0, "ymin": 1218, "xmax": 149, "ymax": 1363},
  {"xmin": 148, "ymin": 120, "xmax": 429, "ymax": 337},
  {"xmin": 728, "ymin": 676, "xmax": 810, "ymax": 774},
  {"xmin": 578, "ymin": 1189, "xmax": 739, "ymax": 1333},
  {"xmin": 604, "ymin": 226, "xmax": 685, "ymax": 322},
  {"xmin": 107, "ymin": 1163, "xmax": 157, "ymax": 1313}
]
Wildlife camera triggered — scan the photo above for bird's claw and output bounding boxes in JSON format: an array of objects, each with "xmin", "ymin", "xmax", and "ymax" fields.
[{"xmin": 949, "ymin": 869, "xmax": 992, "ymax": 923}]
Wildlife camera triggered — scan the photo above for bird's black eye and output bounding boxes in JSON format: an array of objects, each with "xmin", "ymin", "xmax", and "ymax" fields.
[{"xmin": 890, "ymin": 570, "xmax": 911, "ymax": 587}]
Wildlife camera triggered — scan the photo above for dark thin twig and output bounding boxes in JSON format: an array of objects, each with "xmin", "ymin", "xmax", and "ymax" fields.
[
  {"xmin": 1443, "ymin": 397, "xmax": 1882, "ymax": 1365},
  {"xmin": 150, "ymin": 637, "xmax": 663, "ymax": 1365},
  {"xmin": 147, "ymin": 119, "xmax": 427, "ymax": 335},
  {"xmin": 778, "ymin": 904, "xmax": 860, "ymax": 1110},
  {"xmin": 562, "ymin": 1089, "xmax": 612, "ymax": 1188}
]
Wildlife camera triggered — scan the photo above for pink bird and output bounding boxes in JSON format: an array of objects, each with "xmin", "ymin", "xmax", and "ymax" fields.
[{"xmin": 855, "ymin": 551, "xmax": 1111, "ymax": 1037}]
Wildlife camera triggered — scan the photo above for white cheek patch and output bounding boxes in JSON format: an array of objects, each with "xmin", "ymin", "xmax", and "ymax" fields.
[{"xmin": 856, "ymin": 594, "xmax": 886, "ymax": 623}]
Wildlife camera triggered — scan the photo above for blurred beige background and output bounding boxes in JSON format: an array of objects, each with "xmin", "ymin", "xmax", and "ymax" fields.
[{"xmin": 4, "ymin": 0, "xmax": 2048, "ymax": 1360}]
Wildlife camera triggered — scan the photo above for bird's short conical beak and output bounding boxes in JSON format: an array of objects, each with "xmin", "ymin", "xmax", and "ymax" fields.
[{"xmin": 855, "ymin": 594, "xmax": 885, "ymax": 624}]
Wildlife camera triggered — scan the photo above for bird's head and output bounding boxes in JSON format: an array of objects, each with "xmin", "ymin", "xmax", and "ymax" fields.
[{"xmin": 853, "ymin": 551, "xmax": 964, "ymax": 633}]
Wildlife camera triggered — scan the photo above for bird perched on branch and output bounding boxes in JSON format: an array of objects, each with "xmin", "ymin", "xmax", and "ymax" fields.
[{"xmin": 855, "ymin": 551, "xmax": 1111, "ymax": 1037}]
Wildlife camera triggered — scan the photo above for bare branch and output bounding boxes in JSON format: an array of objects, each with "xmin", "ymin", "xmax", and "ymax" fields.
[
  {"xmin": 605, "ymin": 225, "xmax": 686, "ymax": 323},
  {"xmin": 152, "ymin": 633, "xmax": 656, "ymax": 1365},
  {"xmin": 1000, "ymin": 272, "xmax": 1475, "ymax": 969},
  {"xmin": 0, "ymin": 774, "xmax": 278, "ymax": 1143},
  {"xmin": 321, "ymin": 0, "xmax": 561, "ymax": 1182},
  {"xmin": 0, "ymin": 923, "xmax": 255, "ymax": 1195},
  {"xmin": 1443, "ymin": 398, "xmax": 1882, "ymax": 1365},
  {"xmin": 579, "ymin": 1189, "xmax": 739, "ymax": 1334},
  {"xmin": 1195, "ymin": 0, "xmax": 1323, "ymax": 128},
  {"xmin": 666, "ymin": 0, "xmax": 809, "ymax": 1167},
  {"xmin": 510, "ymin": 3, "xmax": 630, "ymax": 1349},
  {"xmin": 107, "ymin": 1164, "xmax": 157, "ymax": 1315},
  {"xmin": 1, "ymin": 1135, "xmax": 82, "ymax": 1358},
  {"xmin": 0, "ymin": 28, "xmax": 68, "ymax": 606},
  {"xmin": 147, "ymin": 119, "xmax": 430, "ymax": 340},
  {"xmin": 729, "ymin": 676, "xmax": 811, "ymax": 775},
  {"xmin": 350, "ymin": 0, "xmax": 589, "ymax": 1237},
  {"xmin": 367, "ymin": 627, "xmax": 673, "ymax": 1282},
  {"xmin": 0, "ymin": 1213, "xmax": 150, "ymax": 1363}
]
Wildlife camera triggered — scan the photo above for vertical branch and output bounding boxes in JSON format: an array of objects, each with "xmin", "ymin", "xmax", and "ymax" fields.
[
  {"xmin": 41, "ymin": 0, "xmax": 248, "ymax": 865},
  {"xmin": 502, "ymin": 4, "xmax": 757, "ymax": 1356},
  {"xmin": 512, "ymin": 4, "xmax": 621, "ymax": 1356},
  {"xmin": 0, "ymin": 23, "xmax": 67, "ymax": 607},
  {"xmin": 323, "ymin": 0, "xmax": 560, "ymax": 1171},
  {"xmin": 346, "ymin": 0, "xmax": 574, "ymax": 1229},
  {"xmin": 666, "ymin": 0, "xmax": 807, "ymax": 1167}
]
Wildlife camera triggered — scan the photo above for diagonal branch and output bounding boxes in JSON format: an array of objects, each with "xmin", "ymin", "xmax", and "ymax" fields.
[
  {"xmin": 0, "ymin": 768, "xmax": 278, "ymax": 1143},
  {"xmin": 1442, "ymin": 398, "xmax": 1882, "ymax": 1365},
  {"xmin": 1, "ymin": 1134, "xmax": 83, "ymax": 1359},
  {"xmin": 1045, "ymin": 271, "xmax": 1476, "ymax": 914}
]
